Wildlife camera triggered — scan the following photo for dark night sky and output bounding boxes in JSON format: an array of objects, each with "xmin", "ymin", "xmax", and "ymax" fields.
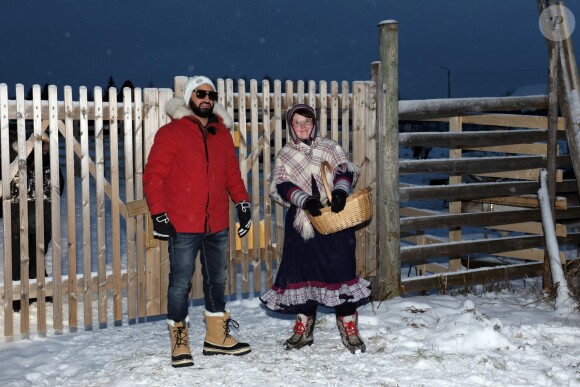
[{"xmin": 1, "ymin": 0, "xmax": 579, "ymax": 100}]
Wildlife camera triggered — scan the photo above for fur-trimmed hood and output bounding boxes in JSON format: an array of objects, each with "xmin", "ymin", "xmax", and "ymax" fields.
[{"xmin": 165, "ymin": 98, "xmax": 233, "ymax": 129}]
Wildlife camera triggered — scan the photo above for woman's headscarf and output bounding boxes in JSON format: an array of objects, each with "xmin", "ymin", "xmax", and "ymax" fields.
[{"xmin": 286, "ymin": 103, "xmax": 318, "ymax": 143}]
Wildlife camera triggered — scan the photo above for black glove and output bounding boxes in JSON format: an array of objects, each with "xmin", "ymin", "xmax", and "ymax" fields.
[
  {"xmin": 303, "ymin": 197, "xmax": 323, "ymax": 217},
  {"xmin": 331, "ymin": 190, "xmax": 348, "ymax": 213},
  {"xmin": 235, "ymin": 201, "xmax": 252, "ymax": 238},
  {"xmin": 151, "ymin": 212, "xmax": 177, "ymax": 240}
]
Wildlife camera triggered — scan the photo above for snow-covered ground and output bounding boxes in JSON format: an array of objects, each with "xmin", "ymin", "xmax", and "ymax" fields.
[{"xmin": 0, "ymin": 283, "xmax": 579, "ymax": 387}]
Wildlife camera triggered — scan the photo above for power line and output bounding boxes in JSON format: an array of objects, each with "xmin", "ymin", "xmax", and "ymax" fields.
[
  {"xmin": 403, "ymin": 73, "xmax": 546, "ymax": 90},
  {"xmin": 404, "ymin": 66, "xmax": 546, "ymax": 84}
]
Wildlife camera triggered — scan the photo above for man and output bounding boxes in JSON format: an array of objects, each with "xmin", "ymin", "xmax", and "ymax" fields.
[
  {"xmin": 143, "ymin": 76, "xmax": 253, "ymax": 368},
  {"xmin": 9, "ymin": 133, "xmax": 64, "ymax": 311}
]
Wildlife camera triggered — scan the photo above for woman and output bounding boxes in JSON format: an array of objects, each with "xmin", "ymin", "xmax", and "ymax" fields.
[{"xmin": 260, "ymin": 103, "xmax": 371, "ymax": 354}]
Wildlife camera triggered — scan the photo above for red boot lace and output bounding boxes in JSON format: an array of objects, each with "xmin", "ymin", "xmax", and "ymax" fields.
[
  {"xmin": 341, "ymin": 320, "xmax": 359, "ymax": 337},
  {"xmin": 292, "ymin": 318, "xmax": 308, "ymax": 334}
]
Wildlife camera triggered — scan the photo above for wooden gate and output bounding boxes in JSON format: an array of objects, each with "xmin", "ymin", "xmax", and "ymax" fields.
[{"xmin": 0, "ymin": 78, "xmax": 377, "ymax": 338}]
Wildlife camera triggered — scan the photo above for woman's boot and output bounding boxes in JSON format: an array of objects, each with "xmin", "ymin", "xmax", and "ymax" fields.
[
  {"xmin": 284, "ymin": 313, "xmax": 315, "ymax": 350},
  {"xmin": 336, "ymin": 312, "xmax": 366, "ymax": 354}
]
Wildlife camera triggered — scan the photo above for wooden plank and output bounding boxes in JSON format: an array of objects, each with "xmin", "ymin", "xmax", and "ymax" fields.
[
  {"xmin": 380, "ymin": 20, "xmax": 401, "ymax": 298},
  {"xmin": 399, "ymin": 155, "xmax": 548, "ymax": 175},
  {"xmin": 341, "ymin": 80, "xmax": 350, "ymax": 154},
  {"xmin": 400, "ymin": 206, "xmax": 580, "ymax": 231},
  {"xmin": 486, "ymin": 221, "xmax": 567, "ymax": 237},
  {"xmin": 401, "ymin": 180, "xmax": 540, "ymax": 202},
  {"xmin": 224, "ymin": 79, "xmax": 238, "ymax": 297},
  {"xmin": 143, "ymin": 87, "xmax": 159, "ymax": 317},
  {"xmin": 4, "ymin": 272, "xmax": 131, "ymax": 300},
  {"xmin": 158, "ymin": 88, "xmax": 174, "ymax": 313},
  {"xmin": 262, "ymin": 79, "xmax": 274, "ymax": 289},
  {"xmin": 79, "ymin": 86, "xmax": 93, "ymax": 328},
  {"xmin": 16, "ymin": 84, "xmax": 31, "ymax": 333},
  {"xmin": 465, "ymin": 143, "xmax": 549, "ymax": 155},
  {"xmin": 331, "ymin": 81, "xmax": 339, "ymax": 143},
  {"xmin": 250, "ymin": 80, "xmax": 261, "ymax": 293},
  {"xmin": 0, "ymin": 83, "xmax": 14, "ymax": 337},
  {"xmin": 418, "ymin": 263, "xmax": 449, "ymax": 275},
  {"xmin": 118, "ymin": 87, "xmax": 133, "ymax": 321},
  {"xmin": 402, "ymin": 234, "xmax": 447, "ymax": 245},
  {"xmin": 127, "ymin": 198, "xmax": 149, "ymax": 217},
  {"xmin": 94, "ymin": 87, "xmax": 107, "ymax": 326},
  {"xmin": 401, "ymin": 234, "xmax": 545, "ymax": 265},
  {"xmin": 238, "ymin": 79, "xmax": 249, "ymax": 294},
  {"xmin": 401, "ymin": 262, "xmax": 543, "ymax": 294},
  {"xmin": 448, "ymin": 116, "xmax": 462, "ymax": 271},
  {"xmin": 352, "ymin": 82, "xmax": 367, "ymax": 275},
  {"xmin": 474, "ymin": 195, "xmax": 568, "ymax": 209},
  {"xmin": 399, "ymin": 129, "xmax": 547, "ymax": 148},
  {"xmin": 319, "ymin": 81, "xmax": 328, "ymax": 137},
  {"xmin": 308, "ymin": 80, "xmax": 316, "ymax": 112},
  {"xmin": 109, "ymin": 87, "xmax": 124, "ymax": 321},
  {"xmin": 131, "ymin": 87, "xmax": 144, "ymax": 320},
  {"xmin": 127, "ymin": 198, "xmax": 149, "ymax": 216},
  {"xmin": 490, "ymin": 248, "xmax": 566, "ymax": 263},
  {"xmin": 364, "ymin": 80, "xmax": 378, "ymax": 278},
  {"xmin": 125, "ymin": 199, "xmax": 157, "ymax": 248},
  {"xmin": 32, "ymin": 86, "xmax": 47, "ymax": 333},
  {"xmin": 400, "ymin": 207, "xmax": 443, "ymax": 217},
  {"xmin": 438, "ymin": 113, "xmax": 566, "ymax": 130},
  {"xmin": 274, "ymin": 81, "xmax": 284, "ymax": 272},
  {"xmin": 473, "ymin": 169, "xmax": 564, "ymax": 181},
  {"xmin": 64, "ymin": 86, "xmax": 76, "ymax": 330},
  {"xmin": 398, "ymin": 95, "xmax": 548, "ymax": 120}
]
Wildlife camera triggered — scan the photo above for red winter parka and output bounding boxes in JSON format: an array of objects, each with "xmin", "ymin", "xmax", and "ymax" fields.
[{"xmin": 143, "ymin": 99, "xmax": 249, "ymax": 233}]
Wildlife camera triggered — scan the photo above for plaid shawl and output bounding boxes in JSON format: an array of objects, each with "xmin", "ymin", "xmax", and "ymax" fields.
[{"xmin": 270, "ymin": 136, "xmax": 359, "ymax": 239}]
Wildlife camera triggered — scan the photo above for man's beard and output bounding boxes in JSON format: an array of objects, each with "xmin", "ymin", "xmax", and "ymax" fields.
[{"xmin": 189, "ymin": 100, "xmax": 214, "ymax": 118}]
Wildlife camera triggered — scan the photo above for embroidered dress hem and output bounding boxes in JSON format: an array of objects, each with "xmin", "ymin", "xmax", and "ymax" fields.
[{"xmin": 260, "ymin": 276, "xmax": 371, "ymax": 313}]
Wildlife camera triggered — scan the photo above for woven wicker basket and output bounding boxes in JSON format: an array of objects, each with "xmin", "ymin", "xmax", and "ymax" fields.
[{"xmin": 306, "ymin": 161, "xmax": 372, "ymax": 235}]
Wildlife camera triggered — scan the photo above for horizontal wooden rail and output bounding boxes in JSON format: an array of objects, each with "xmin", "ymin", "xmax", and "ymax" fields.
[
  {"xmin": 399, "ymin": 129, "xmax": 547, "ymax": 148},
  {"xmin": 426, "ymin": 113, "xmax": 566, "ymax": 130},
  {"xmin": 401, "ymin": 180, "xmax": 539, "ymax": 201},
  {"xmin": 400, "ymin": 155, "xmax": 572, "ymax": 175},
  {"xmin": 398, "ymin": 95, "xmax": 548, "ymax": 120},
  {"xmin": 401, "ymin": 206, "xmax": 580, "ymax": 231},
  {"xmin": 401, "ymin": 232, "xmax": 580, "ymax": 265},
  {"xmin": 400, "ymin": 155, "xmax": 547, "ymax": 175},
  {"xmin": 400, "ymin": 262, "xmax": 543, "ymax": 294},
  {"xmin": 401, "ymin": 179, "xmax": 579, "ymax": 202},
  {"xmin": 401, "ymin": 234, "xmax": 545, "ymax": 264}
]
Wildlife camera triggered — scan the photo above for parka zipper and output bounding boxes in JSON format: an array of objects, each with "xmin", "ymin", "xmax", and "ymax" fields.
[{"xmin": 201, "ymin": 126, "xmax": 211, "ymax": 233}]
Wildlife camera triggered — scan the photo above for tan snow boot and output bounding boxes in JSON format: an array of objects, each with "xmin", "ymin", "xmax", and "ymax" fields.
[
  {"xmin": 202, "ymin": 310, "xmax": 251, "ymax": 356},
  {"xmin": 337, "ymin": 312, "xmax": 366, "ymax": 354},
  {"xmin": 168, "ymin": 318, "xmax": 194, "ymax": 367},
  {"xmin": 283, "ymin": 313, "xmax": 315, "ymax": 350}
]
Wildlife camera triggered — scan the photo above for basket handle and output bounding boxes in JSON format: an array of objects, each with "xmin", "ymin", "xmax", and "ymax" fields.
[{"xmin": 319, "ymin": 161, "xmax": 333, "ymax": 201}]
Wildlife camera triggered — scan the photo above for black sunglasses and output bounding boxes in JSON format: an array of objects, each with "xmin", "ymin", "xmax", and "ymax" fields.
[{"xmin": 194, "ymin": 89, "xmax": 218, "ymax": 101}]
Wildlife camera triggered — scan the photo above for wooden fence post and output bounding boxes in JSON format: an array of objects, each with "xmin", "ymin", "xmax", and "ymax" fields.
[{"xmin": 376, "ymin": 20, "xmax": 401, "ymax": 300}]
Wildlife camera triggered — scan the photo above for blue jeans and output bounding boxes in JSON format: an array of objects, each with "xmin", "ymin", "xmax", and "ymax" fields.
[{"xmin": 167, "ymin": 229, "xmax": 228, "ymax": 322}]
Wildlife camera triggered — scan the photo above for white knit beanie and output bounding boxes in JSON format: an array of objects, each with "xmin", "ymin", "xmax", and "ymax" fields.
[{"xmin": 183, "ymin": 76, "xmax": 216, "ymax": 105}]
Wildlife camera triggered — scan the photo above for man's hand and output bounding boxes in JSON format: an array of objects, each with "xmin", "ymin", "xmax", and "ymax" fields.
[
  {"xmin": 303, "ymin": 197, "xmax": 323, "ymax": 217},
  {"xmin": 235, "ymin": 201, "xmax": 252, "ymax": 238},
  {"xmin": 151, "ymin": 212, "xmax": 177, "ymax": 240},
  {"xmin": 331, "ymin": 190, "xmax": 348, "ymax": 213}
]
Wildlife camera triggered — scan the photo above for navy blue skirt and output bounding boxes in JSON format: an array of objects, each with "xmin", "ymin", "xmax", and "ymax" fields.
[{"xmin": 260, "ymin": 206, "xmax": 371, "ymax": 314}]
